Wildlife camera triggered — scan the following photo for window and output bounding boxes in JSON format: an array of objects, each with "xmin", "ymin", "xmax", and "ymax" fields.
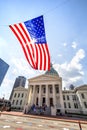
[
  {"xmin": 64, "ymin": 102, "xmax": 66, "ymax": 108},
  {"xmin": 55, "ymin": 84, "xmax": 59, "ymax": 93},
  {"xmin": 50, "ymin": 98, "xmax": 53, "ymax": 106},
  {"xmin": 16, "ymin": 100, "xmax": 18, "ymax": 105},
  {"xmin": 84, "ymin": 102, "xmax": 87, "ymax": 108},
  {"xmin": 42, "ymin": 97, "xmax": 46, "ymax": 104},
  {"xmin": 12, "ymin": 100, "xmax": 15, "ymax": 105},
  {"xmin": 72, "ymin": 95, "xmax": 77, "ymax": 100},
  {"xmin": 36, "ymin": 85, "xmax": 39, "ymax": 93},
  {"xmin": 37, "ymin": 87, "xmax": 39, "ymax": 93},
  {"xmin": 42, "ymin": 85, "xmax": 46, "ymax": 93},
  {"xmin": 48, "ymin": 85, "xmax": 53, "ymax": 93},
  {"xmin": 21, "ymin": 93, "xmax": 24, "ymax": 98},
  {"xmin": 20, "ymin": 100, "xmax": 22, "ymax": 105},
  {"xmin": 74, "ymin": 103, "xmax": 78, "ymax": 109},
  {"xmin": 63, "ymin": 95, "xmax": 65, "ymax": 100},
  {"xmin": 36, "ymin": 97, "xmax": 38, "ymax": 105},
  {"xmin": 44, "ymin": 87, "xmax": 46, "ymax": 93},
  {"xmin": 18, "ymin": 93, "xmax": 20, "ymax": 98},
  {"xmin": 68, "ymin": 102, "xmax": 71, "ymax": 108},
  {"xmin": 81, "ymin": 93, "xmax": 85, "ymax": 99},
  {"xmin": 50, "ymin": 86, "xmax": 53, "ymax": 93},
  {"xmin": 14, "ymin": 93, "xmax": 17, "ymax": 98},
  {"xmin": 67, "ymin": 95, "xmax": 69, "ymax": 100}
]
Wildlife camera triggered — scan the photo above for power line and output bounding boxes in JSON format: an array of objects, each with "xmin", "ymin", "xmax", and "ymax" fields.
[
  {"xmin": 0, "ymin": 0, "xmax": 71, "ymax": 26},
  {"xmin": 43, "ymin": 0, "xmax": 71, "ymax": 16}
]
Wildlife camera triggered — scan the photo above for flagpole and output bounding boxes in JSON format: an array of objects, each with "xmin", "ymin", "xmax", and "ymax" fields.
[{"xmin": 78, "ymin": 121, "xmax": 82, "ymax": 130}]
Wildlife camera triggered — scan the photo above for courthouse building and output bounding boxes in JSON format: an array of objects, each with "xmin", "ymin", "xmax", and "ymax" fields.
[
  {"xmin": 27, "ymin": 64, "xmax": 64, "ymax": 115},
  {"xmin": 10, "ymin": 65, "xmax": 87, "ymax": 115}
]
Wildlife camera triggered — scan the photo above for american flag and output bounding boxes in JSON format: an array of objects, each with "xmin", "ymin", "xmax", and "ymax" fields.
[{"xmin": 9, "ymin": 16, "xmax": 50, "ymax": 70}]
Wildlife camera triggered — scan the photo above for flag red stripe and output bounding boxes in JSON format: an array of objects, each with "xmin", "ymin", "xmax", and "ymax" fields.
[
  {"xmin": 45, "ymin": 44, "xmax": 50, "ymax": 70},
  {"xmin": 9, "ymin": 25, "xmax": 30, "ymax": 64},
  {"xmin": 9, "ymin": 25, "xmax": 35, "ymax": 68},
  {"xmin": 11, "ymin": 25, "xmax": 35, "ymax": 68}
]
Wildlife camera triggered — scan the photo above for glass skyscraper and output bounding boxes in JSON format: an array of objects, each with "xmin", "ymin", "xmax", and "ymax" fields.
[
  {"xmin": 13, "ymin": 76, "xmax": 26, "ymax": 88},
  {"xmin": 0, "ymin": 58, "xmax": 9, "ymax": 86}
]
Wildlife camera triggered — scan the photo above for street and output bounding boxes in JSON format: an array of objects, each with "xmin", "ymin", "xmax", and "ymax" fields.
[{"xmin": 0, "ymin": 112, "xmax": 87, "ymax": 130}]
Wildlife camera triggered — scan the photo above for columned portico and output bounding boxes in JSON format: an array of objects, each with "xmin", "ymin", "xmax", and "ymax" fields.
[
  {"xmin": 39, "ymin": 85, "xmax": 42, "ymax": 106},
  {"xmin": 53, "ymin": 84, "xmax": 56, "ymax": 106},
  {"xmin": 28, "ymin": 64, "xmax": 64, "ymax": 115},
  {"xmin": 31, "ymin": 85, "xmax": 35, "ymax": 105}
]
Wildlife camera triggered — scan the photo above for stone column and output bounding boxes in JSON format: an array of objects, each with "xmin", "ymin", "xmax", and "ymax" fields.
[
  {"xmin": 59, "ymin": 81, "xmax": 65, "ymax": 114},
  {"xmin": 31, "ymin": 85, "xmax": 36, "ymax": 105},
  {"xmin": 39, "ymin": 85, "xmax": 42, "ymax": 106},
  {"xmin": 46, "ymin": 85, "xmax": 49, "ymax": 106},
  {"xmin": 53, "ymin": 84, "xmax": 56, "ymax": 106}
]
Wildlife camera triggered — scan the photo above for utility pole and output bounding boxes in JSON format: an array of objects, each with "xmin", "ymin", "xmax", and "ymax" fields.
[{"xmin": 78, "ymin": 121, "xmax": 82, "ymax": 130}]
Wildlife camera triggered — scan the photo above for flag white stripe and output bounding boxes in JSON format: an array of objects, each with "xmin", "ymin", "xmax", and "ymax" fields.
[
  {"xmin": 36, "ymin": 44, "xmax": 41, "ymax": 69},
  {"xmin": 17, "ymin": 24, "xmax": 35, "ymax": 66},
  {"xmin": 39, "ymin": 44, "xmax": 44, "ymax": 70}
]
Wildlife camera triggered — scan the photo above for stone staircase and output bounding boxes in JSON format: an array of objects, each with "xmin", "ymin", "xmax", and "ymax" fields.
[{"xmin": 28, "ymin": 106, "xmax": 51, "ymax": 116}]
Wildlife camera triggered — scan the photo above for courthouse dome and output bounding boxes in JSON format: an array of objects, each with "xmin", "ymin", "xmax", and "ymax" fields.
[{"xmin": 45, "ymin": 63, "xmax": 59, "ymax": 76}]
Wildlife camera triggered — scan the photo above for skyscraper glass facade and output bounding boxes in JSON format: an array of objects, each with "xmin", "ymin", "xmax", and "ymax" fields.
[
  {"xmin": 13, "ymin": 76, "xmax": 26, "ymax": 88},
  {"xmin": 0, "ymin": 58, "xmax": 9, "ymax": 86}
]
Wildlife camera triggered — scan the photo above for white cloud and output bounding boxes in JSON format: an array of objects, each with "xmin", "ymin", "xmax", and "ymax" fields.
[
  {"xmin": 11, "ymin": 57, "xmax": 36, "ymax": 77},
  {"xmin": 54, "ymin": 49, "xmax": 85, "ymax": 89},
  {"xmin": 0, "ymin": 38, "xmax": 6, "ymax": 47},
  {"xmin": 71, "ymin": 41, "xmax": 77, "ymax": 49},
  {"xmin": 63, "ymin": 43, "xmax": 67, "ymax": 47},
  {"xmin": 0, "ymin": 78, "xmax": 13, "ymax": 99}
]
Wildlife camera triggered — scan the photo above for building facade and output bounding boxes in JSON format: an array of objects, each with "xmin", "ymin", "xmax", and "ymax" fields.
[
  {"xmin": 11, "ymin": 86, "xmax": 28, "ymax": 110},
  {"xmin": 27, "ymin": 66, "xmax": 64, "ymax": 115},
  {"xmin": 10, "ymin": 76, "xmax": 26, "ymax": 100},
  {"xmin": 63, "ymin": 85, "xmax": 87, "ymax": 115},
  {"xmin": 0, "ymin": 58, "xmax": 9, "ymax": 86},
  {"xmin": 10, "ymin": 67, "xmax": 87, "ymax": 115}
]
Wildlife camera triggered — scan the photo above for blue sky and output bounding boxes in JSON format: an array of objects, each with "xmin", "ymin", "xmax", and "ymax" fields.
[{"xmin": 0, "ymin": 0, "xmax": 87, "ymax": 99}]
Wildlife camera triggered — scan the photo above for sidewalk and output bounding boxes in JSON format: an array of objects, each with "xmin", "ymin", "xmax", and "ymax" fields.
[{"xmin": 1, "ymin": 111, "xmax": 87, "ymax": 124}]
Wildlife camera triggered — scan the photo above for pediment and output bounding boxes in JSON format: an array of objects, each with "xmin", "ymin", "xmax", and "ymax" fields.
[
  {"xmin": 76, "ymin": 84, "xmax": 87, "ymax": 91},
  {"xmin": 28, "ymin": 74, "xmax": 61, "ymax": 83}
]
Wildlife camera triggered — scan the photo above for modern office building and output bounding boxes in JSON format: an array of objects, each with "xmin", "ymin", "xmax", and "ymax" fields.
[
  {"xmin": 0, "ymin": 58, "xmax": 9, "ymax": 86},
  {"xmin": 13, "ymin": 76, "xmax": 26, "ymax": 88}
]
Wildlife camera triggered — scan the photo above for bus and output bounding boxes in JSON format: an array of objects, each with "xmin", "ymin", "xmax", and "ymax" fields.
[{"xmin": 0, "ymin": 98, "xmax": 11, "ymax": 111}]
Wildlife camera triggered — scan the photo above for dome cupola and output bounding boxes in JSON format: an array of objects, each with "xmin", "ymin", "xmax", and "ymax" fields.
[{"xmin": 45, "ymin": 63, "xmax": 59, "ymax": 76}]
